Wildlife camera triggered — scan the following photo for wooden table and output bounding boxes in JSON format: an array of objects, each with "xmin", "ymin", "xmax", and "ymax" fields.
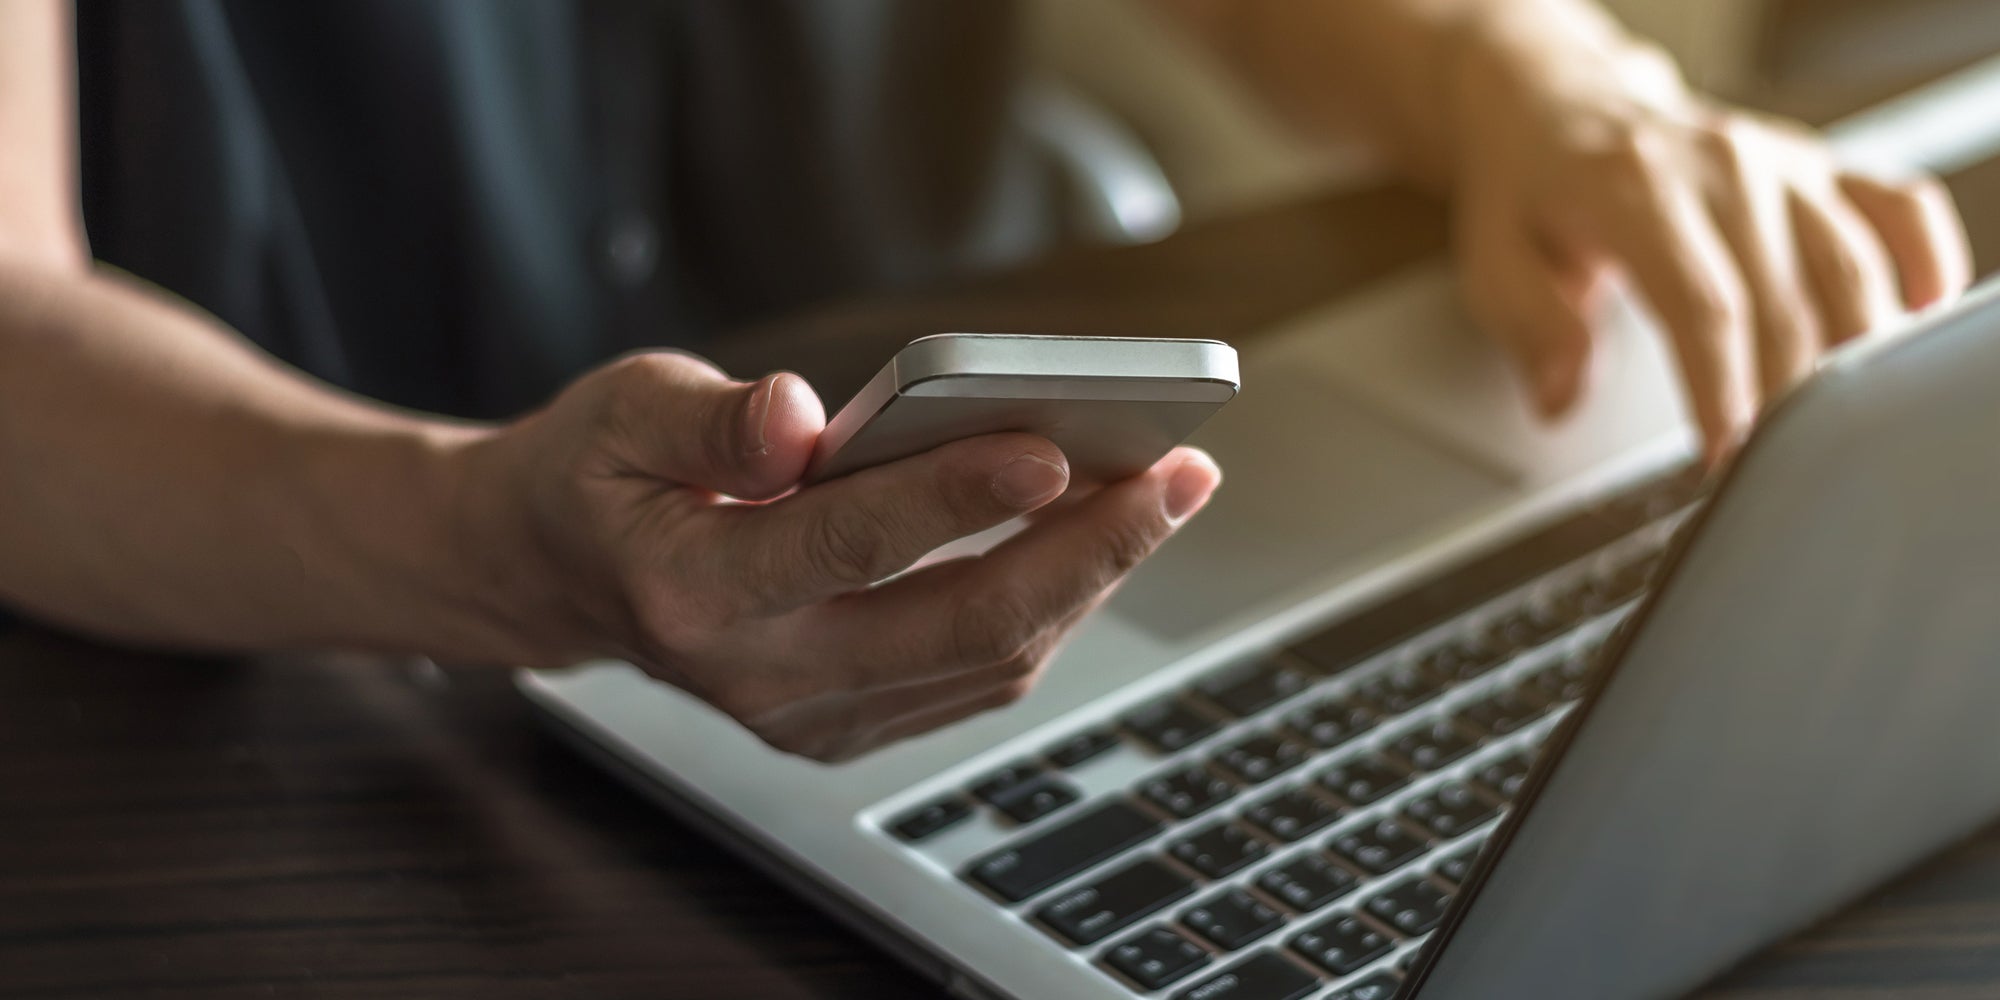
[{"xmin": 7, "ymin": 174, "xmax": 2000, "ymax": 999}]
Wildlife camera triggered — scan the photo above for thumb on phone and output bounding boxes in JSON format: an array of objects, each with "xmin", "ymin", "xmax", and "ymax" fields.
[{"xmin": 591, "ymin": 352, "xmax": 824, "ymax": 500}]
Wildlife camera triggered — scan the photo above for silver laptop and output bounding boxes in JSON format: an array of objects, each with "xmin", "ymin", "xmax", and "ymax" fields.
[{"xmin": 521, "ymin": 61, "xmax": 2000, "ymax": 1000}]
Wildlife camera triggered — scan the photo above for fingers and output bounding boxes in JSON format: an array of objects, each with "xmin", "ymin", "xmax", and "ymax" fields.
[
  {"xmin": 723, "ymin": 433, "xmax": 1072, "ymax": 613},
  {"xmin": 831, "ymin": 631, "xmax": 1069, "ymax": 761},
  {"xmin": 741, "ymin": 598, "xmax": 1094, "ymax": 762},
  {"xmin": 1459, "ymin": 211, "xmax": 1598, "ymax": 418},
  {"xmin": 1839, "ymin": 173, "xmax": 1973, "ymax": 310},
  {"xmin": 1706, "ymin": 143, "xmax": 1823, "ymax": 399},
  {"xmin": 592, "ymin": 352, "xmax": 824, "ymax": 500},
  {"xmin": 1594, "ymin": 160, "xmax": 1758, "ymax": 462},
  {"xmin": 817, "ymin": 448, "xmax": 1220, "ymax": 689},
  {"xmin": 1788, "ymin": 185, "xmax": 1903, "ymax": 347}
]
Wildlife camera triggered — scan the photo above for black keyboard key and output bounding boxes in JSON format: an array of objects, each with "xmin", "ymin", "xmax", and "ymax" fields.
[
  {"xmin": 1363, "ymin": 877, "xmax": 1452, "ymax": 936},
  {"xmin": 1433, "ymin": 843, "xmax": 1483, "ymax": 888},
  {"xmin": 1519, "ymin": 592, "xmax": 1592, "ymax": 643},
  {"xmin": 1578, "ymin": 559, "xmax": 1653, "ymax": 614},
  {"xmin": 1037, "ymin": 857, "xmax": 1196, "ymax": 946},
  {"xmin": 1471, "ymin": 752, "xmax": 1533, "ymax": 801},
  {"xmin": 1242, "ymin": 787, "xmax": 1342, "ymax": 843},
  {"xmin": 1524, "ymin": 654, "xmax": 1597, "ymax": 704},
  {"xmin": 1465, "ymin": 606, "xmax": 1566, "ymax": 662},
  {"xmin": 1287, "ymin": 626, "xmax": 1373, "ymax": 677},
  {"xmin": 1454, "ymin": 684, "xmax": 1553, "ymax": 738},
  {"xmin": 1386, "ymin": 719, "xmax": 1480, "ymax": 773},
  {"xmin": 1521, "ymin": 667, "xmax": 1574, "ymax": 705},
  {"xmin": 1181, "ymin": 888, "xmax": 1287, "ymax": 951},
  {"xmin": 1400, "ymin": 779, "xmax": 1500, "ymax": 840},
  {"xmin": 1573, "ymin": 573, "xmax": 1624, "ymax": 615},
  {"xmin": 1106, "ymin": 927, "xmax": 1212, "ymax": 991},
  {"xmin": 971, "ymin": 761, "xmax": 1046, "ymax": 804},
  {"xmin": 1600, "ymin": 555, "xmax": 1657, "ymax": 603},
  {"xmin": 992, "ymin": 775, "xmax": 1082, "ymax": 825},
  {"xmin": 1141, "ymin": 765, "xmax": 1239, "ymax": 819},
  {"xmin": 1418, "ymin": 640, "xmax": 1503, "ymax": 684},
  {"xmin": 1575, "ymin": 575, "xmax": 1620, "ymax": 615},
  {"xmin": 1354, "ymin": 661, "xmax": 1448, "ymax": 715},
  {"xmin": 965, "ymin": 800, "xmax": 1163, "ymax": 902},
  {"xmin": 1562, "ymin": 650, "xmax": 1604, "ymax": 690},
  {"xmin": 1213, "ymin": 732, "xmax": 1312, "ymax": 785},
  {"xmin": 1317, "ymin": 754, "xmax": 1411, "ymax": 806},
  {"xmin": 1286, "ymin": 696, "xmax": 1378, "ymax": 749},
  {"xmin": 1045, "ymin": 727, "xmax": 1121, "ymax": 768},
  {"xmin": 1255, "ymin": 853, "xmax": 1359, "ymax": 913},
  {"xmin": 1329, "ymin": 972, "xmax": 1402, "ymax": 1000},
  {"xmin": 1480, "ymin": 608, "xmax": 1536, "ymax": 656},
  {"xmin": 1126, "ymin": 699, "xmax": 1221, "ymax": 753},
  {"xmin": 1172, "ymin": 950, "xmax": 1322, "ymax": 1000},
  {"xmin": 1199, "ymin": 659, "xmax": 1316, "ymax": 718},
  {"xmin": 1537, "ymin": 576, "xmax": 1594, "ymax": 624},
  {"xmin": 889, "ymin": 796, "xmax": 972, "ymax": 842},
  {"xmin": 1329, "ymin": 819, "xmax": 1429, "ymax": 876},
  {"xmin": 1290, "ymin": 912, "xmax": 1394, "ymax": 977},
  {"xmin": 1170, "ymin": 823, "xmax": 1268, "ymax": 879}
]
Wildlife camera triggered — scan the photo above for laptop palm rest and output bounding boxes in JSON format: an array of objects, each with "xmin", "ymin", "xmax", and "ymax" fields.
[
  {"xmin": 1110, "ymin": 263, "xmax": 1686, "ymax": 644},
  {"xmin": 1110, "ymin": 367, "xmax": 1511, "ymax": 640}
]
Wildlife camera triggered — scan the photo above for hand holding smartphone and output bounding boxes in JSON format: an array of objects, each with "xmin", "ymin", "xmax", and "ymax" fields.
[{"xmin": 806, "ymin": 334, "xmax": 1239, "ymax": 488}]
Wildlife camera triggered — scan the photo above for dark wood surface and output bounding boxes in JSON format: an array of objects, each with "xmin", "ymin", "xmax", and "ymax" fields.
[{"xmin": 7, "ymin": 174, "xmax": 2000, "ymax": 999}]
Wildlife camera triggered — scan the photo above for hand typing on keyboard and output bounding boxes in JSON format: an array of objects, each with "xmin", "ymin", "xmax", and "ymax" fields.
[{"xmin": 462, "ymin": 353, "xmax": 1221, "ymax": 761}]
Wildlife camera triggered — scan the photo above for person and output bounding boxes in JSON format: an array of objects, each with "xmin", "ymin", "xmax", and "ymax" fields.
[{"xmin": 0, "ymin": 1, "xmax": 1969, "ymax": 762}]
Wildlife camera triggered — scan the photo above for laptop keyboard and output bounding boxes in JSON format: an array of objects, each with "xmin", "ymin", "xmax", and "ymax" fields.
[{"xmin": 885, "ymin": 467, "xmax": 1706, "ymax": 998}]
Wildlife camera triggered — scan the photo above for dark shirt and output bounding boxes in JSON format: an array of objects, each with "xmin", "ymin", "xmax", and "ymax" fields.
[{"xmin": 72, "ymin": 0, "xmax": 1053, "ymax": 419}]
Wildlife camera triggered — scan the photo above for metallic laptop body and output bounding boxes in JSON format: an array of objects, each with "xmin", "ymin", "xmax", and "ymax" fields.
[
  {"xmin": 1414, "ymin": 276, "xmax": 2000, "ymax": 999},
  {"xmin": 522, "ymin": 60, "xmax": 2000, "ymax": 1000}
]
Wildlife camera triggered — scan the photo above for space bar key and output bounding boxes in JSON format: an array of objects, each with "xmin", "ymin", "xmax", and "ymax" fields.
[{"xmin": 965, "ymin": 800, "xmax": 1162, "ymax": 903}]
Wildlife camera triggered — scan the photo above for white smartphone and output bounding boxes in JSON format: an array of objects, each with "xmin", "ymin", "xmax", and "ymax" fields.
[{"xmin": 804, "ymin": 333, "xmax": 1240, "ymax": 485}]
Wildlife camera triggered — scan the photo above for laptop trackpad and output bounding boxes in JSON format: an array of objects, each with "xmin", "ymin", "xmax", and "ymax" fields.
[{"xmin": 1109, "ymin": 369, "xmax": 1513, "ymax": 641}]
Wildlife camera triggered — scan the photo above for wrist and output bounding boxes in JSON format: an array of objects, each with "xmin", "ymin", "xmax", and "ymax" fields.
[
  {"xmin": 1439, "ymin": 1, "xmax": 1695, "ymax": 181},
  {"xmin": 346, "ymin": 420, "xmax": 580, "ymax": 666},
  {"xmin": 433, "ymin": 423, "xmax": 616, "ymax": 668}
]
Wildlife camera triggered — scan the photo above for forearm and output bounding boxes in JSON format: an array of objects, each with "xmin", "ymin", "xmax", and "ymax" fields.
[
  {"xmin": 0, "ymin": 0, "xmax": 83, "ymax": 270},
  {"xmin": 1159, "ymin": 0, "xmax": 1656, "ymax": 189},
  {"xmin": 0, "ymin": 262, "xmax": 553, "ymax": 663}
]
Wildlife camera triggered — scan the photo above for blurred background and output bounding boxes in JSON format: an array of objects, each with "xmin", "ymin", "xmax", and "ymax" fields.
[{"xmin": 1018, "ymin": 0, "xmax": 2000, "ymax": 265}]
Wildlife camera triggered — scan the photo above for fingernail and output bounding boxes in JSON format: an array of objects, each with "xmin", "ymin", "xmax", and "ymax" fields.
[
  {"xmin": 1164, "ymin": 450, "xmax": 1221, "ymax": 526},
  {"xmin": 992, "ymin": 454, "xmax": 1069, "ymax": 508},
  {"xmin": 741, "ymin": 375, "xmax": 783, "ymax": 456}
]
